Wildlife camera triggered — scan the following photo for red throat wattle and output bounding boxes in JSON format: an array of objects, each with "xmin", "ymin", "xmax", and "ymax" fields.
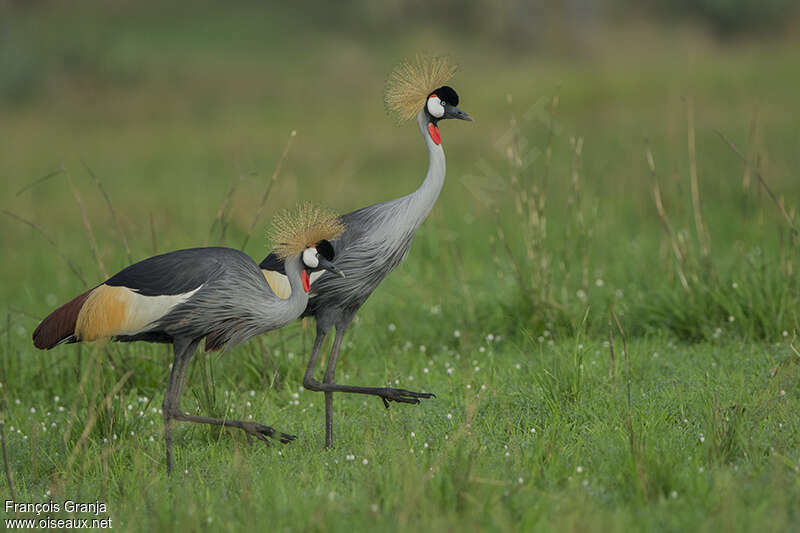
[
  {"xmin": 301, "ymin": 270, "xmax": 310, "ymax": 293},
  {"xmin": 427, "ymin": 122, "xmax": 441, "ymax": 145}
]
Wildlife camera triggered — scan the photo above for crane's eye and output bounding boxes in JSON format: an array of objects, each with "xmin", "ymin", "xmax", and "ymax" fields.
[
  {"xmin": 302, "ymin": 247, "xmax": 319, "ymax": 268},
  {"xmin": 427, "ymin": 96, "xmax": 445, "ymax": 118}
]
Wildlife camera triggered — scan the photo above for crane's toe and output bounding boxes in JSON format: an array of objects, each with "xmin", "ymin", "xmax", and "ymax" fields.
[
  {"xmin": 379, "ymin": 388, "xmax": 436, "ymax": 409},
  {"xmin": 240, "ymin": 421, "xmax": 296, "ymax": 445}
]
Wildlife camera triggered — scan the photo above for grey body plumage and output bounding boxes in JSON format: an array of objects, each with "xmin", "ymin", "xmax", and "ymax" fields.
[
  {"xmin": 260, "ymin": 98, "xmax": 472, "ymax": 447},
  {"xmin": 309, "ymin": 112, "xmax": 444, "ymax": 322},
  {"xmin": 153, "ymin": 248, "xmax": 309, "ymax": 350},
  {"xmin": 33, "ymin": 206, "xmax": 344, "ymax": 473}
]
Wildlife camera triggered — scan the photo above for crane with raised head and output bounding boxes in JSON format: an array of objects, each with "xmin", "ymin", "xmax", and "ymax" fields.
[
  {"xmin": 33, "ymin": 204, "xmax": 345, "ymax": 473},
  {"xmin": 259, "ymin": 57, "xmax": 472, "ymax": 447}
]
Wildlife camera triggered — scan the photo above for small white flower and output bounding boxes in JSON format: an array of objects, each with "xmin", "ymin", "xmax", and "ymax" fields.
[
  {"xmin": 479, "ymin": 347, "xmax": 485, "ymax": 353},
  {"xmin": 287, "ymin": 352, "xmax": 295, "ymax": 359},
  {"xmin": 14, "ymin": 399, "xmax": 20, "ymax": 405},
  {"xmin": 30, "ymin": 407, "xmax": 36, "ymax": 414},
  {"xmin": 728, "ymin": 316, "xmax": 735, "ymax": 323},
  {"xmin": 423, "ymin": 367, "xmax": 429, "ymax": 374},
  {"xmin": 576, "ymin": 466, "xmax": 583, "ymax": 473},
  {"xmin": 732, "ymin": 282, "xmax": 738, "ymax": 289},
  {"xmin": 595, "ymin": 279, "xmax": 604, "ymax": 287},
  {"xmin": 371, "ymin": 504, "xmax": 379, "ymax": 512},
  {"xmin": 419, "ymin": 345, "xmax": 426, "ymax": 353},
  {"xmin": 670, "ymin": 490, "xmax": 678, "ymax": 499},
  {"xmin": 446, "ymin": 413, "xmax": 453, "ymax": 420},
  {"xmin": 388, "ymin": 323, "xmax": 396, "ymax": 332},
  {"xmin": 582, "ymin": 479, "xmax": 589, "ymax": 487},
  {"xmin": 453, "ymin": 330, "xmax": 461, "ymax": 338},
  {"xmin": 783, "ymin": 330, "xmax": 789, "ymax": 337},
  {"xmin": 447, "ymin": 368, "xmax": 454, "ymax": 375},
  {"xmin": 474, "ymin": 366, "xmax": 480, "ymax": 372},
  {"xmin": 518, "ymin": 477, "xmax": 524, "ymax": 484},
  {"xmin": 487, "ymin": 334, "xmax": 495, "ymax": 342},
  {"xmin": 54, "ymin": 396, "xmax": 60, "ymax": 403},
  {"xmin": 505, "ymin": 451, "xmax": 511, "ymax": 457},
  {"xmin": 346, "ymin": 454, "xmax": 355, "ymax": 461},
  {"xmin": 362, "ymin": 458, "xmax": 368, "ymax": 465},
  {"xmin": 530, "ymin": 428, "xmax": 536, "ymax": 434}
]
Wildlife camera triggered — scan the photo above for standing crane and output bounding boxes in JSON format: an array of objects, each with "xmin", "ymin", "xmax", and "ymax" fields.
[
  {"xmin": 259, "ymin": 57, "xmax": 472, "ymax": 446},
  {"xmin": 32, "ymin": 204, "xmax": 345, "ymax": 473}
]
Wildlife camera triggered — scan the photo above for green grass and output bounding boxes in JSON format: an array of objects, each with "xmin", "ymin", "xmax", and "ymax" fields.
[{"xmin": 2, "ymin": 3, "xmax": 800, "ymax": 531}]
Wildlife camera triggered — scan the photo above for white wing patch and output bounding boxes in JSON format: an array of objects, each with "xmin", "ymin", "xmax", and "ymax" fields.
[
  {"xmin": 263, "ymin": 270, "xmax": 292, "ymax": 300},
  {"xmin": 124, "ymin": 286, "xmax": 202, "ymax": 334},
  {"xmin": 75, "ymin": 284, "xmax": 201, "ymax": 341}
]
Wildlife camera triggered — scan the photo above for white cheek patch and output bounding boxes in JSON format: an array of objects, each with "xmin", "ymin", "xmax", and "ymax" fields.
[
  {"xmin": 427, "ymin": 96, "xmax": 445, "ymax": 118},
  {"xmin": 302, "ymin": 247, "xmax": 319, "ymax": 268}
]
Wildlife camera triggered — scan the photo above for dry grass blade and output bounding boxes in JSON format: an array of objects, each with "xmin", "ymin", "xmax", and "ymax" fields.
[
  {"xmin": 208, "ymin": 173, "xmax": 245, "ymax": 246},
  {"xmin": 15, "ymin": 168, "xmax": 64, "ymax": 197},
  {"xmin": 82, "ymin": 161, "xmax": 133, "ymax": 263},
  {"xmin": 1, "ymin": 415, "xmax": 17, "ymax": 503},
  {"xmin": 64, "ymin": 369, "xmax": 134, "ymax": 473},
  {"xmin": 64, "ymin": 166, "xmax": 108, "ymax": 279},
  {"xmin": 648, "ymin": 147, "xmax": 690, "ymax": 291},
  {"xmin": 608, "ymin": 320, "xmax": 616, "ymax": 381},
  {"xmin": 2, "ymin": 210, "xmax": 87, "ymax": 285},
  {"xmin": 715, "ymin": 129, "xmax": 797, "ymax": 236},
  {"xmin": 687, "ymin": 96, "xmax": 710, "ymax": 256},
  {"xmin": 241, "ymin": 130, "xmax": 296, "ymax": 251}
]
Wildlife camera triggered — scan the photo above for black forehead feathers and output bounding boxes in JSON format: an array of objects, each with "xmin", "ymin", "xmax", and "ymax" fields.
[
  {"xmin": 431, "ymin": 86, "xmax": 459, "ymax": 107},
  {"xmin": 316, "ymin": 239, "xmax": 334, "ymax": 261}
]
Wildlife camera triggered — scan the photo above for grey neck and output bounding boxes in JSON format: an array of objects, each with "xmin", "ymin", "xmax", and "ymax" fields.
[
  {"xmin": 406, "ymin": 109, "xmax": 446, "ymax": 226},
  {"xmin": 283, "ymin": 255, "xmax": 310, "ymax": 316}
]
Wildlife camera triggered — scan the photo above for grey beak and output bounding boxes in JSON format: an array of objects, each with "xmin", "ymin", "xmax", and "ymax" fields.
[
  {"xmin": 446, "ymin": 105, "xmax": 473, "ymax": 122},
  {"xmin": 317, "ymin": 256, "xmax": 345, "ymax": 278}
]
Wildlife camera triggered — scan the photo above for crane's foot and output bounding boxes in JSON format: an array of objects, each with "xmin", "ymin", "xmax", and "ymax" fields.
[
  {"xmin": 239, "ymin": 421, "xmax": 297, "ymax": 445},
  {"xmin": 378, "ymin": 388, "xmax": 436, "ymax": 409}
]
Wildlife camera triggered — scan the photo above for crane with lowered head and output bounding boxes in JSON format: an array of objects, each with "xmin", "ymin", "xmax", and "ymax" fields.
[
  {"xmin": 33, "ymin": 203, "xmax": 345, "ymax": 473},
  {"xmin": 260, "ymin": 56, "xmax": 472, "ymax": 447}
]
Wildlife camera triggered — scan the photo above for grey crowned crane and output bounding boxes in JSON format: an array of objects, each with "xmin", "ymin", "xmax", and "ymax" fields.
[
  {"xmin": 259, "ymin": 57, "xmax": 472, "ymax": 447},
  {"xmin": 32, "ymin": 204, "xmax": 345, "ymax": 473}
]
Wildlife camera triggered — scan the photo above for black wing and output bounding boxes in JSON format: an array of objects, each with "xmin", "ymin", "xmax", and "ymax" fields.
[
  {"xmin": 105, "ymin": 247, "xmax": 242, "ymax": 296},
  {"xmin": 258, "ymin": 252, "xmax": 286, "ymax": 274}
]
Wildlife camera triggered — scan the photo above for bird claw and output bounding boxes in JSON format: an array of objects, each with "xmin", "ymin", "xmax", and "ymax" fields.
[
  {"xmin": 240, "ymin": 421, "xmax": 296, "ymax": 445},
  {"xmin": 379, "ymin": 388, "xmax": 436, "ymax": 409}
]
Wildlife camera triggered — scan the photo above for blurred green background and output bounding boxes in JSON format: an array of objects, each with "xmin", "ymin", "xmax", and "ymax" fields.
[{"xmin": 3, "ymin": 0, "xmax": 800, "ymax": 338}]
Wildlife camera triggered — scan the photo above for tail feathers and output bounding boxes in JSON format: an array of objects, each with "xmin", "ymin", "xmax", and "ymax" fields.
[{"xmin": 32, "ymin": 290, "xmax": 92, "ymax": 350}]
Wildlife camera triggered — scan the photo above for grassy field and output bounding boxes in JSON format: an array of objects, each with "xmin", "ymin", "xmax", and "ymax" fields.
[{"xmin": 2, "ymin": 4, "xmax": 800, "ymax": 532}]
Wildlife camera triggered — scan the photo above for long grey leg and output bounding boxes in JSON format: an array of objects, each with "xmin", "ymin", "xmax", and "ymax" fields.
[
  {"xmin": 322, "ymin": 327, "xmax": 346, "ymax": 448},
  {"xmin": 300, "ymin": 319, "xmax": 434, "ymax": 444},
  {"xmin": 163, "ymin": 337, "xmax": 200, "ymax": 475},
  {"xmin": 301, "ymin": 324, "xmax": 331, "ymax": 391},
  {"xmin": 162, "ymin": 337, "xmax": 295, "ymax": 474}
]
